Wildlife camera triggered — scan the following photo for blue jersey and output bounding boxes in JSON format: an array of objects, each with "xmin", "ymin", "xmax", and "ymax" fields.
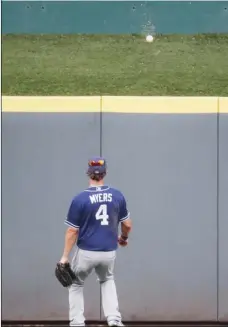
[{"xmin": 65, "ymin": 185, "xmax": 130, "ymax": 251}]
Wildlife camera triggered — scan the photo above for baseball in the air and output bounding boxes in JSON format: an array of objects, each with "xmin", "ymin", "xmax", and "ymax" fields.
[{"xmin": 146, "ymin": 35, "xmax": 154, "ymax": 43}]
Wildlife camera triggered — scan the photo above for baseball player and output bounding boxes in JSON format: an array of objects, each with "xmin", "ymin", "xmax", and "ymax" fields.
[{"xmin": 57, "ymin": 157, "xmax": 132, "ymax": 327}]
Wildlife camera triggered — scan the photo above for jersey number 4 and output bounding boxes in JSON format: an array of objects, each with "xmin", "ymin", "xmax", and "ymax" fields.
[{"xmin": 95, "ymin": 204, "xmax": 109, "ymax": 225}]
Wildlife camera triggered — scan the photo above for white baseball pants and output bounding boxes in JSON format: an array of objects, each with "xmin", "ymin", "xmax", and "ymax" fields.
[{"xmin": 69, "ymin": 248, "xmax": 122, "ymax": 326}]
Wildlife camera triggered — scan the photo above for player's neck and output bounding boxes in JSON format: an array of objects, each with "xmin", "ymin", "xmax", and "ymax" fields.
[{"xmin": 89, "ymin": 179, "xmax": 104, "ymax": 187}]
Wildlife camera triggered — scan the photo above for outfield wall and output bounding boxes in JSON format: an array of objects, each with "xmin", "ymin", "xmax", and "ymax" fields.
[
  {"xmin": 2, "ymin": 96, "xmax": 228, "ymax": 322},
  {"xmin": 2, "ymin": 1, "xmax": 228, "ymax": 34}
]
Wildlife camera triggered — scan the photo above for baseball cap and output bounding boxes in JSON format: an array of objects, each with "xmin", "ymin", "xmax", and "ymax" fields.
[{"xmin": 87, "ymin": 156, "xmax": 107, "ymax": 175}]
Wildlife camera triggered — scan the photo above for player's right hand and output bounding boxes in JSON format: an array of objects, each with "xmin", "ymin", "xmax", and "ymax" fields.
[{"xmin": 118, "ymin": 235, "xmax": 128, "ymax": 247}]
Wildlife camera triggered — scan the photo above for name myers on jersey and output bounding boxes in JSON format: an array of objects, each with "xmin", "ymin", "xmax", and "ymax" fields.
[{"xmin": 89, "ymin": 193, "xmax": 112, "ymax": 204}]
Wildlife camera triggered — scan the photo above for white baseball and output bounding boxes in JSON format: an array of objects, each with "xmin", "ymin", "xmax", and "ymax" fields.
[{"xmin": 146, "ymin": 35, "xmax": 154, "ymax": 42}]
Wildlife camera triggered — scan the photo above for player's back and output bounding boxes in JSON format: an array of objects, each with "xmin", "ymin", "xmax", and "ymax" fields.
[{"xmin": 66, "ymin": 185, "xmax": 129, "ymax": 251}]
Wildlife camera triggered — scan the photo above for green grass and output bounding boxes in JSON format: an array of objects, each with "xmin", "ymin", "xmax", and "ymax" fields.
[{"xmin": 2, "ymin": 34, "xmax": 228, "ymax": 96}]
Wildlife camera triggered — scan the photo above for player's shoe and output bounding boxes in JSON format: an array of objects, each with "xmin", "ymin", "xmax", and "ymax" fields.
[{"xmin": 108, "ymin": 320, "xmax": 124, "ymax": 327}]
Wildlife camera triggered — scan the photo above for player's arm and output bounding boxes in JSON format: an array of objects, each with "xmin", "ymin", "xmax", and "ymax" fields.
[
  {"xmin": 121, "ymin": 218, "xmax": 132, "ymax": 238},
  {"xmin": 60, "ymin": 227, "xmax": 79, "ymax": 263},
  {"xmin": 119, "ymin": 195, "xmax": 132, "ymax": 246},
  {"xmin": 60, "ymin": 197, "xmax": 81, "ymax": 263}
]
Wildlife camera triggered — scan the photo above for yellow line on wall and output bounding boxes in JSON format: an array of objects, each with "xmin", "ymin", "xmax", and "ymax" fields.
[
  {"xmin": 2, "ymin": 96, "xmax": 101, "ymax": 113},
  {"xmin": 2, "ymin": 96, "xmax": 228, "ymax": 113},
  {"xmin": 101, "ymin": 96, "xmax": 219, "ymax": 114},
  {"xmin": 219, "ymin": 97, "xmax": 228, "ymax": 114}
]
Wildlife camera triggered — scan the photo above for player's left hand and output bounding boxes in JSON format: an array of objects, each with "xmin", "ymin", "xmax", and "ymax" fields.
[
  {"xmin": 118, "ymin": 235, "xmax": 128, "ymax": 247},
  {"xmin": 59, "ymin": 255, "xmax": 69, "ymax": 264}
]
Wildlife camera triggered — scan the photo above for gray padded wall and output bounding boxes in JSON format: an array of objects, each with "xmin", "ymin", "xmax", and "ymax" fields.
[
  {"xmin": 102, "ymin": 114, "xmax": 217, "ymax": 321},
  {"xmin": 218, "ymin": 114, "xmax": 228, "ymax": 321},
  {"xmin": 2, "ymin": 113, "xmax": 101, "ymax": 320},
  {"xmin": 2, "ymin": 112, "xmax": 222, "ymax": 321}
]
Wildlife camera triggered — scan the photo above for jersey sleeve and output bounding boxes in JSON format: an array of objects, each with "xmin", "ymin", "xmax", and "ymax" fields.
[
  {"xmin": 65, "ymin": 196, "xmax": 82, "ymax": 229},
  {"xmin": 119, "ymin": 195, "xmax": 130, "ymax": 222}
]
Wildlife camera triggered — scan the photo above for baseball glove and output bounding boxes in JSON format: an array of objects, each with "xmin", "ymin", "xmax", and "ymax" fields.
[{"xmin": 55, "ymin": 262, "xmax": 76, "ymax": 287}]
